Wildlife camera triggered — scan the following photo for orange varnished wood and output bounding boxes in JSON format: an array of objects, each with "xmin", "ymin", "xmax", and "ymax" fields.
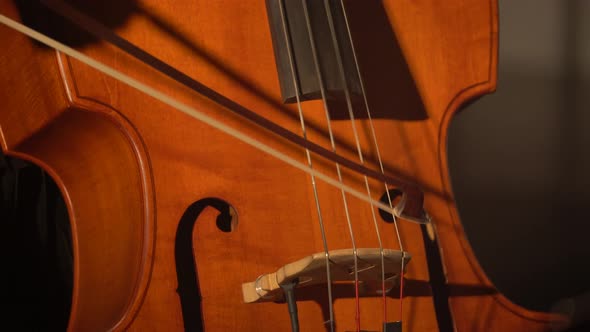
[
  {"xmin": 0, "ymin": 9, "xmax": 154, "ymax": 329},
  {"xmin": 0, "ymin": 0, "xmax": 565, "ymax": 331}
]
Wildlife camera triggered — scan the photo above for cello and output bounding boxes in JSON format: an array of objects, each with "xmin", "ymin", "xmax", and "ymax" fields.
[{"xmin": 0, "ymin": 0, "xmax": 565, "ymax": 330}]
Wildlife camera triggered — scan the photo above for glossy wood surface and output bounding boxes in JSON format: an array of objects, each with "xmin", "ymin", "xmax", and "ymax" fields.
[{"xmin": 0, "ymin": 0, "xmax": 564, "ymax": 331}]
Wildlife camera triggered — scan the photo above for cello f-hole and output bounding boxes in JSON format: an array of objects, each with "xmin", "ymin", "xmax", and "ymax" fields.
[{"xmin": 175, "ymin": 197, "xmax": 237, "ymax": 332}]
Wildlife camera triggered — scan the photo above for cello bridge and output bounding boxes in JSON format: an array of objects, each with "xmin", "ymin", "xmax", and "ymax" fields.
[{"xmin": 242, "ymin": 248, "xmax": 411, "ymax": 303}]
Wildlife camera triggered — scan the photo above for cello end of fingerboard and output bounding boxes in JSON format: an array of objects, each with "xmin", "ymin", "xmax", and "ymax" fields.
[{"xmin": 265, "ymin": 0, "xmax": 363, "ymax": 105}]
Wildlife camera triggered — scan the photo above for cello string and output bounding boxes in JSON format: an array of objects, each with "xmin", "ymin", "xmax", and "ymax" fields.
[
  {"xmin": 299, "ymin": 1, "xmax": 361, "ymax": 330},
  {"xmin": 321, "ymin": 0, "xmax": 388, "ymax": 325},
  {"xmin": 276, "ymin": 0, "xmax": 335, "ymax": 330},
  {"xmin": 337, "ymin": 0, "xmax": 405, "ymax": 255},
  {"xmin": 337, "ymin": 0, "xmax": 407, "ymax": 322}
]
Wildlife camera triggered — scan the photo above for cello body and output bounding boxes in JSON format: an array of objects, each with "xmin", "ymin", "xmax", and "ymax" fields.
[{"xmin": 0, "ymin": 0, "xmax": 562, "ymax": 330}]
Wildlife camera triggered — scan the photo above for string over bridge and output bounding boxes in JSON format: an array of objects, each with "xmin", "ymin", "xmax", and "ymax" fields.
[{"xmin": 242, "ymin": 248, "xmax": 410, "ymax": 303}]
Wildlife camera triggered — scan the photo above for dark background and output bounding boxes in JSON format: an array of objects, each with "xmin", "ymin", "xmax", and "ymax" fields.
[{"xmin": 448, "ymin": 0, "xmax": 590, "ymax": 329}]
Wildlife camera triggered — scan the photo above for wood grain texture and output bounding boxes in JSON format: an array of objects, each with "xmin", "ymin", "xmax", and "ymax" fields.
[{"xmin": 0, "ymin": 0, "xmax": 565, "ymax": 331}]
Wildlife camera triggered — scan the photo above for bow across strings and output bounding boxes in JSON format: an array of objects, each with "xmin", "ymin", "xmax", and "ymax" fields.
[
  {"xmin": 34, "ymin": 0, "xmax": 431, "ymax": 225},
  {"xmin": 0, "ymin": 1, "xmax": 425, "ymax": 330}
]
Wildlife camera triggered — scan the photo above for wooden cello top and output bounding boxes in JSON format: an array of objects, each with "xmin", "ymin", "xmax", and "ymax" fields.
[{"xmin": 0, "ymin": 0, "xmax": 565, "ymax": 331}]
